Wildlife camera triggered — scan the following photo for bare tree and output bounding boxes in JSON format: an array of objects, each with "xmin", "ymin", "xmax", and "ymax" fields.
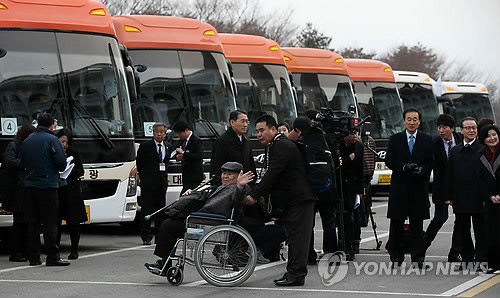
[
  {"xmin": 380, "ymin": 43, "xmax": 445, "ymax": 79},
  {"xmin": 337, "ymin": 47, "xmax": 376, "ymax": 59},
  {"xmin": 101, "ymin": 0, "xmax": 299, "ymax": 45}
]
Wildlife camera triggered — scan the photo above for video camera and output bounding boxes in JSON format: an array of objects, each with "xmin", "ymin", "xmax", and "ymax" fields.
[{"xmin": 315, "ymin": 107, "xmax": 357, "ymax": 137}]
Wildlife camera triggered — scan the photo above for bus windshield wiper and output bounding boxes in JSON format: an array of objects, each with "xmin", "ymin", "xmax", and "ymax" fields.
[
  {"xmin": 70, "ymin": 97, "xmax": 114, "ymax": 149},
  {"xmin": 194, "ymin": 118, "xmax": 220, "ymax": 139}
]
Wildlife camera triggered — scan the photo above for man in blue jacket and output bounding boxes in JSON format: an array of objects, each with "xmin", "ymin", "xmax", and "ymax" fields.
[{"xmin": 22, "ymin": 113, "xmax": 69, "ymax": 266}]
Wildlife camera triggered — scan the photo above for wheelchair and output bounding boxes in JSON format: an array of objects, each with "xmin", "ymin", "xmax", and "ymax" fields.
[{"xmin": 154, "ymin": 211, "xmax": 257, "ymax": 287}]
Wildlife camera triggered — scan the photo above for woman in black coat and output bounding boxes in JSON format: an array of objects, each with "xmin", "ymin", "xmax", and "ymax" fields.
[
  {"xmin": 1, "ymin": 124, "xmax": 35, "ymax": 262},
  {"xmin": 57, "ymin": 129, "xmax": 87, "ymax": 260},
  {"xmin": 478, "ymin": 125, "xmax": 500, "ymax": 273}
]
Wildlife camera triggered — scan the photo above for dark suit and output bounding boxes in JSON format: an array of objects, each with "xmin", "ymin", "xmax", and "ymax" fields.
[
  {"xmin": 136, "ymin": 139, "xmax": 172, "ymax": 243},
  {"xmin": 249, "ymin": 134, "xmax": 316, "ymax": 281},
  {"xmin": 385, "ymin": 130, "xmax": 433, "ymax": 262},
  {"xmin": 424, "ymin": 132, "xmax": 462, "ymax": 250},
  {"xmin": 178, "ymin": 133, "xmax": 204, "ymax": 194},
  {"xmin": 210, "ymin": 127, "xmax": 256, "ymax": 185},
  {"xmin": 447, "ymin": 140, "xmax": 487, "ymax": 262}
]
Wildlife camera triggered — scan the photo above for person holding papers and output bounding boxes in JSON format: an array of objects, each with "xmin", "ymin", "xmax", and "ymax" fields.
[{"xmin": 56, "ymin": 129, "xmax": 86, "ymax": 260}]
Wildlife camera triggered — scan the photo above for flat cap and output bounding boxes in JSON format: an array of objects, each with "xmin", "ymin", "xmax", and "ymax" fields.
[{"xmin": 221, "ymin": 161, "xmax": 243, "ymax": 172}]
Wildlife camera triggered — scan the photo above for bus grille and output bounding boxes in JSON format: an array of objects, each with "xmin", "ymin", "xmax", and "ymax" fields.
[{"xmin": 80, "ymin": 180, "xmax": 120, "ymax": 201}]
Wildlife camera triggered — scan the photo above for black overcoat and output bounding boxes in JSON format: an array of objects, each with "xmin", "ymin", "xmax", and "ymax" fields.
[
  {"xmin": 432, "ymin": 132, "xmax": 463, "ymax": 204},
  {"xmin": 178, "ymin": 133, "xmax": 204, "ymax": 187},
  {"xmin": 385, "ymin": 130, "xmax": 433, "ymax": 219},
  {"xmin": 478, "ymin": 148, "xmax": 500, "ymax": 247},
  {"xmin": 337, "ymin": 140, "xmax": 364, "ymax": 211},
  {"xmin": 248, "ymin": 134, "xmax": 316, "ymax": 216},
  {"xmin": 447, "ymin": 140, "xmax": 485, "ymax": 214},
  {"xmin": 210, "ymin": 127, "xmax": 256, "ymax": 185},
  {"xmin": 59, "ymin": 148, "xmax": 87, "ymax": 224}
]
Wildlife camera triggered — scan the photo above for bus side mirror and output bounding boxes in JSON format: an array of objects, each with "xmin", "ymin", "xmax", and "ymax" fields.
[
  {"xmin": 124, "ymin": 66, "xmax": 138, "ymax": 102},
  {"xmin": 135, "ymin": 64, "xmax": 147, "ymax": 73}
]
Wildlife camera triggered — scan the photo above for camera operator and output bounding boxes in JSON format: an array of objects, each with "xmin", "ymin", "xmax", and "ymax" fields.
[
  {"xmin": 385, "ymin": 108, "xmax": 433, "ymax": 269},
  {"xmin": 288, "ymin": 116, "xmax": 338, "ymax": 264},
  {"xmin": 336, "ymin": 128, "xmax": 364, "ymax": 260}
]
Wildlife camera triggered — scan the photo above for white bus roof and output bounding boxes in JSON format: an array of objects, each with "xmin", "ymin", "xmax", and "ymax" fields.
[
  {"xmin": 393, "ymin": 71, "xmax": 434, "ymax": 85},
  {"xmin": 440, "ymin": 82, "xmax": 489, "ymax": 95}
]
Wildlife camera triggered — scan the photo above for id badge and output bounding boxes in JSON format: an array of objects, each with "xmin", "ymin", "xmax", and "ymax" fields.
[{"xmin": 159, "ymin": 162, "xmax": 166, "ymax": 171}]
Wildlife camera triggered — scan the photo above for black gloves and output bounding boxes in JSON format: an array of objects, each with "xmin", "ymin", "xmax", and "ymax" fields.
[{"xmin": 403, "ymin": 163, "xmax": 422, "ymax": 174}]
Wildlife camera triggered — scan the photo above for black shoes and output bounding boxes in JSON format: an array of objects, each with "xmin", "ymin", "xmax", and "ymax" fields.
[
  {"xmin": 448, "ymin": 253, "xmax": 462, "ymax": 263},
  {"xmin": 68, "ymin": 251, "xmax": 79, "ymax": 260},
  {"xmin": 46, "ymin": 259, "xmax": 70, "ymax": 266},
  {"xmin": 9, "ymin": 254, "xmax": 27, "ymax": 262},
  {"xmin": 142, "ymin": 240, "xmax": 152, "ymax": 246},
  {"xmin": 274, "ymin": 277, "xmax": 305, "ymax": 286},
  {"xmin": 145, "ymin": 259, "xmax": 171, "ymax": 276},
  {"xmin": 29, "ymin": 259, "xmax": 42, "ymax": 266}
]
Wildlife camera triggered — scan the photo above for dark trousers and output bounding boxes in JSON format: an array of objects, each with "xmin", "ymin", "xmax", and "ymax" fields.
[
  {"xmin": 153, "ymin": 218, "xmax": 185, "ymax": 259},
  {"xmin": 9, "ymin": 211, "xmax": 27, "ymax": 257},
  {"xmin": 140, "ymin": 186, "xmax": 167, "ymax": 242},
  {"xmin": 57, "ymin": 224, "xmax": 82, "ymax": 253},
  {"xmin": 24, "ymin": 188, "xmax": 60, "ymax": 262},
  {"xmin": 451, "ymin": 213, "xmax": 487, "ymax": 262},
  {"xmin": 338, "ymin": 211, "xmax": 354, "ymax": 255},
  {"xmin": 308, "ymin": 191, "xmax": 339, "ymax": 260},
  {"xmin": 388, "ymin": 218, "xmax": 425, "ymax": 262},
  {"xmin": 283, "ymin": 201, "xmax": 315, "ymax": 281},
  {"xmin": 424, "ymin": 202, "xmax": 449, "ymax": 249},
  {"xmin": 245, "ymin": 224, "xmax": 286, "ymax": 260}
]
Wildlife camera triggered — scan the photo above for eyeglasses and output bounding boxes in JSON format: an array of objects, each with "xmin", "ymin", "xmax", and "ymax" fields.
[{"xmin": 462, "ymin": 126, "xmax": 477, "ymax": 130}]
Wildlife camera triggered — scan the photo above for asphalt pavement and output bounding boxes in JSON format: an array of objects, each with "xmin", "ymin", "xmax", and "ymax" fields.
[{"xmin": 0, "ymin": 194, "xmax": 499, "ymax": 298}]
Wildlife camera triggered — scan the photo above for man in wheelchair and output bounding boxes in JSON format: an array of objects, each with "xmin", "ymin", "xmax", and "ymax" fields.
[{"xmin": 144, "ymin": 162, "xmax": 255, "ymax": 274}]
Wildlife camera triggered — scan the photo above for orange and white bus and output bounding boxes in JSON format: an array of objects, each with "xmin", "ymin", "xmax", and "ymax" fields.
[
  {"xmin": 219, "ymin": 33, "xmax": 297, "ymax": 137},
  {"xmin": 0, "ymin": 0, "xmax": 139, "ymax": 226},
  {"xmin": 437, "ymin": 81, "xmax": 495, "ymax": 128},
  {"xmin": 112, "ymin": 15, "xmax": 236, "ymax": 203},
  {"xmin": 345, "ymin": 59, "xmax": 404, "ymax": 188},
  {"xmin": 281, "ymin": 48, "xmax": 358, "ymax": 117}
]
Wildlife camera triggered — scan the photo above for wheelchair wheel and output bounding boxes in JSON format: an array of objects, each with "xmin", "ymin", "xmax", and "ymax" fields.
[
  {"xmin": 194, "ymin": 225, "xmax": 257, "ymax": 287},
  {"xmin": 166, "ymin": 266, "xmax": 183, "ymax": 286}
]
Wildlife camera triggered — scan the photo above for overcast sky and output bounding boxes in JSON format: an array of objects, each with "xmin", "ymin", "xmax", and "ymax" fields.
[{"xmin": 261, "ymin": 0, "xmax": 500, "ymax": 82}]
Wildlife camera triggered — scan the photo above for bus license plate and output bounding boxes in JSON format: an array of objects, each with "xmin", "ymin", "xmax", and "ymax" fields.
[
  {"xmin": 85, "ymin": 205, "xmax": 90, "ymax": 224},
  {"xmin": 378, "ymin": 174, "xmax": 391, "ymax": 184}
]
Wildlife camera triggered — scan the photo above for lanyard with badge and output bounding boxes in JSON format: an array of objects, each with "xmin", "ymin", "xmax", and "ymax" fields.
[{"xmin": 158, "ymin": 143, "xmax": 166, "ymax": 172}]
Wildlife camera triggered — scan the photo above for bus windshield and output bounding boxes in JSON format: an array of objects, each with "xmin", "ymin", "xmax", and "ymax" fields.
[
  {"xmin": 397, "ymin": 83, "xmax": 439, "ymax": 135},
  {"xmin": 291, "ymin": 73, "xmax": 356, "ymax": 116},
  {"xmin": 444, "ymin": 93, "xmax": 494, "ymax": 124},
  {"xmin": 355, "ymin": 82, "xmax": 404, "ymax": 139},
  {"xmin": 232, "ymin": 63, "xmax": 296, "ymax": 136},
  {"xmin": 129, "ymin": 50, "xmax": 235, "ymax": 138},
  {"xmin": 0, "ymin": 31, "xmax": 133, "ymax": 139}
]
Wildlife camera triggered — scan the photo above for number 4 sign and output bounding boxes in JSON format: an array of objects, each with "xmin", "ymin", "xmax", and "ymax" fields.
[{"xmin": 1, "ymin": 118, "xmax": 18, "ymax": 135}]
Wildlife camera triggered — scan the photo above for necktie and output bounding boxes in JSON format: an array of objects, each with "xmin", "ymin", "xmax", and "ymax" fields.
[
  {"xmin": 446, "ymin": 141, "xmax": 453, "ymax": 158},
  {"xmin": 182, "ymin": 139, "xmax": 188, "ymax": 150},
  {"xmin": 408, "ymin": 135, "xmax": 415, "ymax": 154},
  {"xmin": 158, "ymin": 143, "xmax": 162, "ymax": 161}
]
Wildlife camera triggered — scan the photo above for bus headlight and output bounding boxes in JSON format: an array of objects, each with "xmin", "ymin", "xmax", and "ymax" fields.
[{"xmin": 126, "ymin": 166, "xmax": 138, "ymax": 197}]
